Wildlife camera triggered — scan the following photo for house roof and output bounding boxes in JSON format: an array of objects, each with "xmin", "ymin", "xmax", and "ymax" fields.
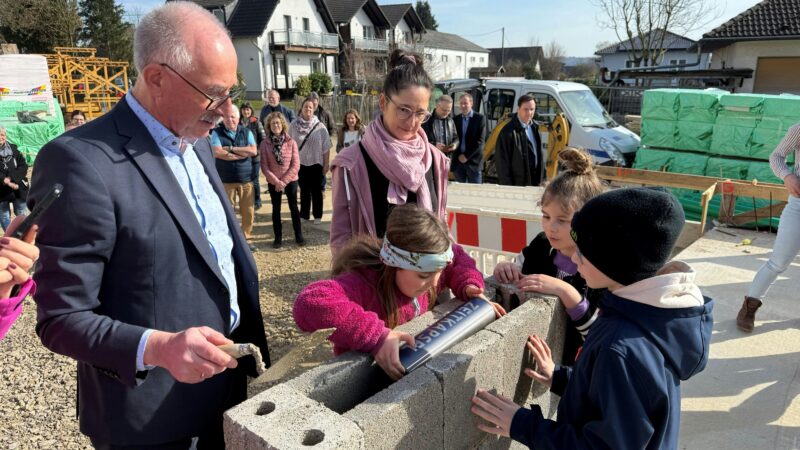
[
  {"xmin": 594, "ymin": 29, "xmax": 696, "ymax": 55},
  {"xmin": 325, "ymin": 0, "xmax": 390, "ymax": 29},
  {"xmin": 699, "ymin": 0, "xmax": 800, "ymax": 49},
  {"xmin": 379, "ymin": 3, "xmax": 424, "ymax": 32},
  {"xmin": 226, "ymin": 0, "xmax": 279, "ymax": 38},
  {"xmin": 487, "ymin": 47, "xmax": 543, "ymax": 68},
  {"xmin": 419, "ymin": 30, "xmax": 488, "ymax": 53},
  {"xmin": 190, "ymin": 0, "xmax": 235, "ymax": 7}
]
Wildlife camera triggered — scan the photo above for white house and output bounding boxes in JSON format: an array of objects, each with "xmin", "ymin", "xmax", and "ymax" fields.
[
  {"xmin": 186, "ymin": 0, "xmax": 339, "ymax": 97},
  {"xmin": 419, "ymin": 30, "xmax": 489, "ymax": 81},
  {"xmin": 698, "ymin": 0, "xmax": 800, "ymax": 94},
  {"xmin": 595, "ymin": 29, "xmax": 711, "ymax": 85},
  {"xmin": 378, "ymin": 3, "xmax": 425, "ymax": 50},
  {"xmin": 324, "ymin": 0, "xmax": 391, "ymax": 81}
]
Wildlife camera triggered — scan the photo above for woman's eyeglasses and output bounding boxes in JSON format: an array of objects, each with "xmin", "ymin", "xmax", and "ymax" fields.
[{"xmin": 386, "ymin": 96, "xmax": 432, "ymax": 123}]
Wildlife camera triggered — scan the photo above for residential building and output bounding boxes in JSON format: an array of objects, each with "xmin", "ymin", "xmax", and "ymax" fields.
[
  {"xmin": 378, "ymin": 3, "xmax": 425, "ymax": 51},
  {"xmin": 486, "ymin": 46, "xmax": 543, "ymax": 78},
  {"xmin": 595, "ymin": 29, "xmax": 711, "ymax": 85},
  {"xmin": 181, "ymin": 0, "xmax": 339, "ymax": 97},
  {"xmin": 324, "ymin": 0, "xmax": 391, "ymax": 82},
  {"xmin": 698, "ymin": 0, "xmax": 800, "ymax": 94},
  {"xmin": 419, "ymin": 30, "xmax": 489, "ymax": 80}
]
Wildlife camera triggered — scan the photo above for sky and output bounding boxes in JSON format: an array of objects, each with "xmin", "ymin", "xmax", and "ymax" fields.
[{"xmin": 119, "ymin": 0, "xmax": 763, "ymax": 56}]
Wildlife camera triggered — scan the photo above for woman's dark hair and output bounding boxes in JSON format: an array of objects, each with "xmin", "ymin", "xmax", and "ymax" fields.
[
  {"xmin": 331, "ymin": 204, "xmax": 450, "ymax": 327},
  {"xmin": 383, "ymin": 49, "xmax": 434, "ymax": 99}
]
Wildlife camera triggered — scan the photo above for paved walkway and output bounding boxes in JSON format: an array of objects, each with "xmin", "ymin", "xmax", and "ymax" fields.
[{"xmin": 678, "ymin": 228, "xmax": 800, "ymax": 450}]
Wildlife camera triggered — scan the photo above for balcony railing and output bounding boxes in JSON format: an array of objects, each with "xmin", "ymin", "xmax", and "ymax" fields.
[
  {"xmin": 270, "ymin": 29, "xmax": 338, "ymax": 50},
  {"xmin": 353, "ymin": 36, "xmax": 389, "ymax": 52}
]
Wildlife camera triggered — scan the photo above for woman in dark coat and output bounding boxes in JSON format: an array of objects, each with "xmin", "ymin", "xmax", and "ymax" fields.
[{"xmin": 0, "ymin": 126, "xmax": 28, "ymax": 231}]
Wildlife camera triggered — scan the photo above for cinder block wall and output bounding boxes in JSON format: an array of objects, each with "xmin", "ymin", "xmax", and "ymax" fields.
[{"xmin": 224, "ymin": 278, "xmax": 569, "ymax": 449}]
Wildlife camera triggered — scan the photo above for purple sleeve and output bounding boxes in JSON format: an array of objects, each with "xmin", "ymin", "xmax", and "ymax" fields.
[{"xmin": 566, "ymin": 297, "xmax": 590, "ymax": 322}]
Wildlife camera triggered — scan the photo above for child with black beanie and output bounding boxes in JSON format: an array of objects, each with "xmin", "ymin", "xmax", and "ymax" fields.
[{"xmin": 471, "ymin": 187, "xmax": 715, "ymax": 450}]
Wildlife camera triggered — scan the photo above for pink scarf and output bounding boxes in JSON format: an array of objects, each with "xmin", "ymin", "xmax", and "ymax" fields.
[{"xmin": 360, "ymin": 116, "xmax": 433, "ymax": 210}]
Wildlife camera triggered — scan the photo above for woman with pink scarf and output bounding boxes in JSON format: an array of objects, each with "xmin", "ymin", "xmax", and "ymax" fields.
[
  {"xmin": 331, "ymin": 50, "xmax": 450, "ymax": 254},
  {"xmin": 0, "ymin": 214, "xmax": 39, "ymax": 340}
]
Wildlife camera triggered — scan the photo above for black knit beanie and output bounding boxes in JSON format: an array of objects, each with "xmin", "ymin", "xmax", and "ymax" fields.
[{"xmin": 570, "ymin": 187, "xmax": 685, "ymax": 286}]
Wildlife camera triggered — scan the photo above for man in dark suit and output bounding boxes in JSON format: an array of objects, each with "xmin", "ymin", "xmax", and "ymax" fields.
[
  {"xmin": 495, "ymin": 95, "xmax": 545, "ymax": 186},
  {"xmin": 452, "ymin": 93, "xmax": 486, "ymax": 184},
  {"xmin": 28, "ymin": 3, "xmax": 269, "ymax": 448}
]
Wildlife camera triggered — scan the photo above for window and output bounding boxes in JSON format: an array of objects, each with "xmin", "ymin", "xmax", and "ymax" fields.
[
  {"xmin": 212, "ymin": 9, "xmax": 225, "ymax": 24},
  {"xmin": 403, "ymin": 31, "xmax": 410, "ymax": 43},
  {"xmin": 425, "ymin": 53, "xmax": 432, "ymax": 61},
  {"xmin": 486, "ymin": 89, "xmax": 516, "ymax": 121},
  {"xmin": 284, "ymin": 15, "xmax": 291, "ymax": 30},
  {"xmin": 303, "ymin": 18, "xmax": 310, "ymax": 32},
  {"xmin": 363, "ymin": 26, "xmax": 374, "ymax": 39},
  {"xmin": 470, "ymin": 56, "xmax": 476, "ymax": 62},
  {"xmin": 442, "ymin": 55, "xmax": 448, "ymax": 62},
  {"xmin": 275, "ymin": 57, "xmax": 285, "ymax": 76},
  {"xmin": 480, "ymin": 57, "xmax": 485, "ymax": 63},
  {"xmin": 456, "ymin": 56, "xmax": 462, "ymax": 63},
  {"xmin": 526, "ymin": 92, "xmax": 563, "ymax": 125},
  {"xmin": 311, "ymin": 59, "xmax": 321, "ymax": 73},
  {"xmin": 625, "ymin": 60, "xmax": 635, "ymax": 68}
]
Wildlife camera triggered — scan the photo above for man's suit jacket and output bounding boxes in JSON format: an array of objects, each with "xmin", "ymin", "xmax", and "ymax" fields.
[
  {"xmin": 453, "ymin": 112, "xmax": 487, "ymax": 170},
  {"xmin": 28, "ymin": 98, "xmax": 269, "ymax": 446}
]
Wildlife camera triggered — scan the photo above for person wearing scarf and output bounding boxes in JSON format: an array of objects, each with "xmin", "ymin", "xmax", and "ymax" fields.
[
  {"xmin": 329, "ymin": 51, "xmax": 450, "ymax": 256},
  {"xmin": 260, "ymin": 112, "xmax": 302, "ymax": 248},
  {"xmin": 0, "ymin": 126, "xmax": 28, "ymax": 232},
  {"xmin": 289, "ymin": 98, "xmax": 331, "ymax": 225}
]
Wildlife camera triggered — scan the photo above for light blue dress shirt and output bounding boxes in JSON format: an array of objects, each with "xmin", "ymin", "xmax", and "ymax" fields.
[
  {"xmin": 209, "ymin": 127, "xmax": 256, "ymax": 147},
  {"xmin": 126, "ymin": 94, "xmax": 240, "ymax": 372},
  {"xmin": 521, "ymin": 118, "xmax": 538, "ymax": 167},
  {"xmin": 460, "ymin": 110, "xmax": 473, "ymax": 154}
]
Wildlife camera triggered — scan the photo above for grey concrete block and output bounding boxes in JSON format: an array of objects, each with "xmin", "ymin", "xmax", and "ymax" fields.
[
  {"xmin": 344, "ymin": 367, "xmax": 443, "ymax": 450},
  {"xmin": 425, "ymin": 329, "xmax": 506, "ymax": 450},
  {"xmin": 432, "ymin": 297, "xmax": 462, "ymax": 319},
  {"xmin": 476, "ymin": 435, "xmax": 529, "ymax": 450},
  {"xmin": 224, "ymin": 384, "xmax": 364, "ymax": 449}
]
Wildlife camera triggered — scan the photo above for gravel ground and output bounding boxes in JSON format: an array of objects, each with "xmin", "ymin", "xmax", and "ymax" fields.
[{"xmin": 0, "ymin": 188, "xmax": 335, "ymax": 449}]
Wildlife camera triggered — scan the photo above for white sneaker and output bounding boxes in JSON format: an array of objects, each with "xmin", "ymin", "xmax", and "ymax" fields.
[{"xmin": 314, "ymin": 218, "xmax": 322, "ymax": 225}]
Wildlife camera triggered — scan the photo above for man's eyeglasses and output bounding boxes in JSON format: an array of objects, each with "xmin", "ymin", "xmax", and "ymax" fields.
[
  {"xmin": 160, "ymin": 63, "xmax": 244, "ymax": 111},
  {"xmin": 386, "ymin": 96, "xmax": 432, "ymax": 123}
]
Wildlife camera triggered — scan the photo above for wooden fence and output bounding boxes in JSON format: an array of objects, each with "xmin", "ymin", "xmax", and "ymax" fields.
[{"xmin": 292, "ymin": 94, "xmax": 381, "ymax": 129}]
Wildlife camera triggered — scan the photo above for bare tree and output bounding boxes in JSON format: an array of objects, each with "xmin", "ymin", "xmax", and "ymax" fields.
[
  {"xmin": 594, "ymin": 0, "xmax": 721, "ymax": 68},
  {"xmin": 541, "ymin": 40, "xmax": 565, "ymax": 80}
]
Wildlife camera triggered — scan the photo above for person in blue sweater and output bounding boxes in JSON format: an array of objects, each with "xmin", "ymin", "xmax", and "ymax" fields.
[{"xmin": 471, "ymin": 187, "xmax": 714, "ymax": 450}]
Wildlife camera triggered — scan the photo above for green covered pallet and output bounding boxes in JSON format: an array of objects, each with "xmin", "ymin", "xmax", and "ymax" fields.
[
  {"xmin": 632, "ymin": 147, "xmax": 673, "ymax": 171},
  {"xmin": 641, "ymin": 89, "xmax": 680, "ymax": 121},
  {"xmin": 675, "ymin": 121, "xmax": 714, "ymax": 152},
  {"xmin": 709, "ymin": 124, "xmax": 754, "ymax": 158},
  {"xmin": 716, "ymin": 93, "xmax": 764, "ymax": 128},
  {"xmin": 748, "ymin": 161, "xmax": 783, "ymax": 185},
  {"xmin": 640, "ymin": 119, "xmax": 676, "ymax": 149},
  {"xmin": 762, "ymin": 95, "xmax": 800, "ymax": 120},
  {"xmin": 750, "ymin": 126, "xmax": 787, "ymax": 160},
  {"xmin": 677, "ymin": 90, "xmax": 723, "ymax": 123},
  {"xmin": 705, "ymin": 156, "xmax": 748, "ymax": 180}
]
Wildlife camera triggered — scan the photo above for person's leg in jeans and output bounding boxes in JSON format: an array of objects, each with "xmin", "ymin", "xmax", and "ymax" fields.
[
  {"xmin": 311, "ymin": 164, "xmax": 324, "ymax": 221},
  {"xmin": 466, "ymin": 165, "xmax": 483, "ymax": 184},
  {"xmin": 739, "ymin": 195, "xmax": 800, "ymax": 331},
  {"xmin": 12, "ymin": 198, "xmax": 27, "ymax": 218},
  {"xmin": 284, "ymin": 181, "xmax": 304, "ymax": 244},
  {"xmin": 268, "ymin": 183, "xmax": 283, "ymax": 247},
  {"xmin": 298, "ymin": 165, "xmax": 311, "ymax": 220},
  {"xmin": 452, "ymin": 164, "xmax": 467, "ymax": 183},
  {"xmin": 0, "ymin": 201, "xmax": 10, "ymax": 231},
  {"xmin": 252, "ymin": 160, "xmax": 262, "ymax": 209}
]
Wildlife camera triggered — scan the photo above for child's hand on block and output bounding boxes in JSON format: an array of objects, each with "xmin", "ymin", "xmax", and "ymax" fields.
[
  {"xmin": 465, "ymin": 285, "xmax": 507, "ymax": 318},
  {"xmin": 493, "ymin": 262, "xmax": 521, "ymax": 284},
  {"xmin": 374, "ymin": 330, "xmax": 415, "ymax": 380},
  {"xmin": 471, "ymin": 389, "xmax": 521, "ymax": 437},
  {"xmin": 524, "ymin": 334, "xmax": 554, "ymax": 388}
]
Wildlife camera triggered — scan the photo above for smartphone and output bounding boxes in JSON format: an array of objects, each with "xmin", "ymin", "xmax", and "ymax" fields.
[{"xmin": 10, "ymin": 183, "xmax": 63, "ymax": 239}]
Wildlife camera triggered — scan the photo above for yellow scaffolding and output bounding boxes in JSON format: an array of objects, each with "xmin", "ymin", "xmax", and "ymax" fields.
[{"xmin": 43, "ymin": 47, "xmax": 129, "ymax": 119}]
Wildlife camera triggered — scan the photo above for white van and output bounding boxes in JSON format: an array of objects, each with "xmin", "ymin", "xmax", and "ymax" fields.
[{"xmin": 433, "ymin": 78, "xmax": 641, "ymax": 173}]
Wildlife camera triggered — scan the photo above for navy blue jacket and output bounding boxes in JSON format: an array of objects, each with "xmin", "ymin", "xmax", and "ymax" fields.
[{"xmin": 510, "ymin": 264, "xmax": 714, "ymax": 449}]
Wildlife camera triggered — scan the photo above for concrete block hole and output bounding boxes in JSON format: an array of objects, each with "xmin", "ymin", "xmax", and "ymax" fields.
[
  {"xmin": 301, "ymin": 429, "xmax": 325, "ymax": 446},
  {"xmin": 256, "ymin": 401, "xmax": 275, "ymax": 415}
]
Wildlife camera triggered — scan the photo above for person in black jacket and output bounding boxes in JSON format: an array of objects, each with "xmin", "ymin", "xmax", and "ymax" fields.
[
  {"xmin": 421, "ymin": 94, "xmax": 459, "ymax": 155},
  {"xmin": 495, "ymin": 95, "xmax": 545, "ymax": 186},
  {"xmin": 493, "ymin": 148, "xmax": 604, "ymax": 364},
  {"xmin": 452, "ymin": 93, "xmax": 486, "ymax": 183},
  {"xmin": 0, "ymin": 126, "xmax": 28, "ymax": 231}
]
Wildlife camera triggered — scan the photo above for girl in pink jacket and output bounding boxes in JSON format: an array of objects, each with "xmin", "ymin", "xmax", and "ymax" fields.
[{"xmin": 294, "ymin": 204, "xmax": 504, "ymax": 380}]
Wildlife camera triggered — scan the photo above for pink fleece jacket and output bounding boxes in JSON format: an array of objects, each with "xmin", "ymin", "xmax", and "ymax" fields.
[
  {"xmin": 259, "ymin": 133, "xmax": 300, "ymax": 186},
  {"xmin": 293, "ymin": 243, "xmax": 485, "ymax": 356},
  {"xmin": 329, "ymin": 127, "xmax": 450, "ymax": 256}
]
